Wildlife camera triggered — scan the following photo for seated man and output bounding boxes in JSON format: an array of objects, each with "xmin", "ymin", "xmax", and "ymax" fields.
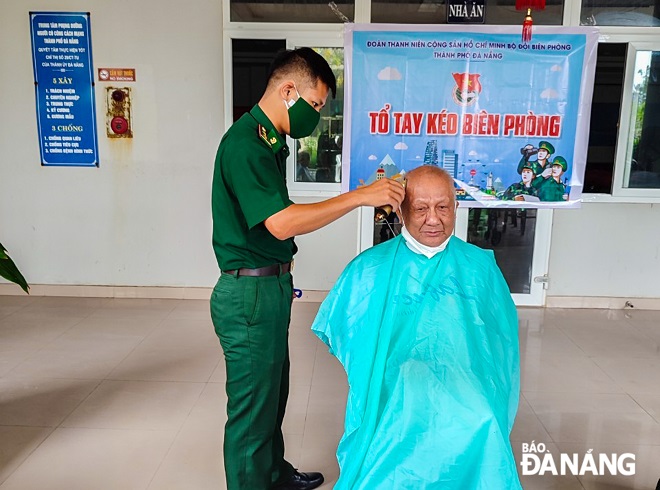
[{"xmin": 311, "ymin": 166, "xmax": 521, "ymax": 489}]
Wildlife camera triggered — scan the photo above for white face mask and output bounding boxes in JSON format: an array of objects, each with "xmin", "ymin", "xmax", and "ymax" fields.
[{"xmin": 401, "ymin": 226, "xmax": 450, "ymax": 258}]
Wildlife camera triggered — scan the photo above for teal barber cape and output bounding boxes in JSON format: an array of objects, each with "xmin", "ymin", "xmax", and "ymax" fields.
[{"xmin": 311, "ymin": 235, "xmax": 521, "ymax": 489}]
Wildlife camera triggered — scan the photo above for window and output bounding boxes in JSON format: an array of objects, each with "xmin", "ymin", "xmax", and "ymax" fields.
[
  {"xmin": 232, "ymin": 39, "xmax": 286, "ymax": 122},
  {"xmin": 294, "ymin": 47, "xmax": 344, "ymax": 184},
  {"xmin": 371, "ymin": 0, "xmax": 563, "ymax": 25},
  {"xmin": 230, "ymin": 0, "xmax": 354, "ymax": 23},
  {"xmin": 623, "ymin": 50, "xmax": 660, "ymax": 188},
  {"xmin": 584, "ymin": 43, "xmax": 626, "ymax": 194},
  {"xmin": 581, "ymin": 0, "xmax": 660, "ymax": 26}
]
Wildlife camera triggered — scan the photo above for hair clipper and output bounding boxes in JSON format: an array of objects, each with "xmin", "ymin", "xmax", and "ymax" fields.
[{"xmin": 374, "ymin": 172, "xmax": 407, "ymax": 222}]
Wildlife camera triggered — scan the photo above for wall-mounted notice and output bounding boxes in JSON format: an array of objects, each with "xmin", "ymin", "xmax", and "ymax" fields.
[
  {"xmin": 30, "ymin": 12, "xmax": 99, "ymax": 167},
  {"xmin": 98, "ymin": 68, "xmax": 136, "ymax": 82}
]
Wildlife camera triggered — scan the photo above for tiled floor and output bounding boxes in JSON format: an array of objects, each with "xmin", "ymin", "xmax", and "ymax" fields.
[{"xmin": 1, "ymin": 295, "xmax": 659, "ymax": 489}]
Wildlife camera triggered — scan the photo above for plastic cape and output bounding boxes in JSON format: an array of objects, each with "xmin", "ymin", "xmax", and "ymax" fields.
[{"xmin": 311, "ymin": 235, "xmax": 521, "ymax": 490}]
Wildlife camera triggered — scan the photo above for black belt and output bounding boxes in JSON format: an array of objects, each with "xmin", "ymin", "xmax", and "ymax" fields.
[{"xmin": 224, "ymin": 262, "xmax": 292, "ymax": 277}]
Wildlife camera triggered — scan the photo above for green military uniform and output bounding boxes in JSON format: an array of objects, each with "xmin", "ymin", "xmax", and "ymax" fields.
[
  {"xmin": 501, "ymin": 181, "xmax": 538, "ymax": 200},
  {"xmin": 504, "ymin": 160, "xmax": 538, "ymax": 201},
  {"xmin": 516, "ymin": 156, "xmax": 540, "ymax": 176},
  {"xmin": 533, "ymin": 155, "xmax": 568, "ymax": 201},
  {"xmin": 533, "ymin": 177, "xmax": 566, "ymax": 201},
  {"xmin": 211, "ymin": 104, "xmax": 296, "ymax": 489},
  {"xmin": 517, "ymin": 140, "xmax": 555, "ymax": 176}
]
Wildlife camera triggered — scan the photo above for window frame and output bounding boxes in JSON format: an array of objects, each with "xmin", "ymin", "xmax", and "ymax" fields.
[
  {"xmin": 610, "ymin": 40, "xmax": 660, "ymax": 198},
  {"xmin": 284, "ymin": 37, "xmax": 345, "ymax": 196}
]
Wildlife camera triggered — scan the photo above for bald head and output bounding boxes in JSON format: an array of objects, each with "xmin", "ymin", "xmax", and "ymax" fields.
[
  {"xmin": 401, "ymin": 166, "xmax": 457, "ymax": 247},
  {"xmin": 402, "ymin": 166, "xmax": 456, "ymax": 214}
]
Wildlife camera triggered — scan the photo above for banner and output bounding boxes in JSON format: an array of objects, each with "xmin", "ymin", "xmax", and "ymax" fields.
[
  {"xmin": 30, "ymin": 12, "xmax": 99, "ymax": 167},
  {"xmin": 342, "ymin": 25, "xmax": 598, "ymax": 208}
]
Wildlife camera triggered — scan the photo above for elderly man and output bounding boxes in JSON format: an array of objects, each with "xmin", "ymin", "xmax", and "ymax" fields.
[{"xmin": 311, "ymin": 166, "xmax": 521, "ymax": 489}]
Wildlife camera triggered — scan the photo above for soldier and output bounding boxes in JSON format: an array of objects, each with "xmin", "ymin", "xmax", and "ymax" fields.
[
  {"xmin": 517, "ymin": 140, "xmax": 555, "ymax": 177},
  {"xmin": 502, "ymin": 161, "xmax": 539, "ymax": 201},
  {"xmin": 210, "ymin": 47, "xmax": 404, "ymax": 490},
  {"xmin": 534, "ymin": 155, "xmax": 568, "ymax": 201}
]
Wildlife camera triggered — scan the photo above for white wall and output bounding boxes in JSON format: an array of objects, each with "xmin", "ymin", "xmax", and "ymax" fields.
[
  {"xmin": 292, "ymin": 199, "xmax": 360, "ymax": 291},
  {"xmin": 1, "ymin": 0, "xmax": 223, "ymax": 287},
  {"xmin": 2, "ymin": 2, "xmax": 659, "ymax": 300},
  {"xmin": 547, "ymin": 202, "xmax": 660, "ymax": 298},
  {"xmin": 0, "ymin": 1, "xmax": 358, "ymax": 292}
]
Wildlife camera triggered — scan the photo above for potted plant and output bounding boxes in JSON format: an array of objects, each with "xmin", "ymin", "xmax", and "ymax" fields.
[{"xmin": 0, "ymin": 242, "xmax": 29, "ymax": 293}]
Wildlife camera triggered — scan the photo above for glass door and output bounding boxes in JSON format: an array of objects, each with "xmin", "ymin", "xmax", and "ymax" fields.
[
  {"xmin": 455, "ymin": 207, "xmax": 553, "ymax": 306},
  {"xmin": 363, "ymin": 207, "xmax": 553, "ymax": 306}
]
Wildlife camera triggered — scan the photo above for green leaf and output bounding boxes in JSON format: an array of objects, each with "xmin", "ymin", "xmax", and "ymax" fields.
[{"xmin": 0, "ymin": 242, "xmax": 30, "ymax": 294}]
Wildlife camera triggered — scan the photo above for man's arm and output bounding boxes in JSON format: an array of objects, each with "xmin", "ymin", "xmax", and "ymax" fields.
[{"xmin": 264, "ymin": 178, "xmax": 405, "ymax": 240}]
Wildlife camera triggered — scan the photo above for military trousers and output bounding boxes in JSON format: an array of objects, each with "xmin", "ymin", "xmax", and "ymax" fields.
[{"xmin": 210, "ymin": 271, "xmax": 295, "ymax": 490}]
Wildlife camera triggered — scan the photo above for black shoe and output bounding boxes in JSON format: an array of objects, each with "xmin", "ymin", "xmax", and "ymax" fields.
[{"xmin": 276, "ymin": 470, "xmax": 324, "ymax": 490}]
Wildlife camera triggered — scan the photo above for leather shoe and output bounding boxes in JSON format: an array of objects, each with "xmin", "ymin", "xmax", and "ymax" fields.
[{"xmin": 276, "ymin": 470, "xmax": 324, "ymax": 490}]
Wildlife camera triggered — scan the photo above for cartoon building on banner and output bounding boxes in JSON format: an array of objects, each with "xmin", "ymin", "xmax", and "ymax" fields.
[{"xmin": 343, "ymin": 25, "xmax": 598, "ymax": 208}]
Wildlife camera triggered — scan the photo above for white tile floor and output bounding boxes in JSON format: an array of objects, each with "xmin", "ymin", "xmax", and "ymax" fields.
[{"xmin": 0, "ymin": 295, "xmax": 659, "ymax": 489}]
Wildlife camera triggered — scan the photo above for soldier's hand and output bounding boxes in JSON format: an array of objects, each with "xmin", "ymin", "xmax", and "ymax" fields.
[
  {"xmin": 354, "ymin": 178, "xmax": 405, "ymax": 212},
  {"xmin": 514, "ymin": 195, "xmax": 525, "ymax": 202},
  {"xmin": 541, "ymin": 167, "xmax": 552, "ymax": 178}
]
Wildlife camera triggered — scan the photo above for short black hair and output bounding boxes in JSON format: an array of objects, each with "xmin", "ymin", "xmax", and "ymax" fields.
[{"xmin": 267, "ymin": 47, "xmax": 337, "ymax": 98}]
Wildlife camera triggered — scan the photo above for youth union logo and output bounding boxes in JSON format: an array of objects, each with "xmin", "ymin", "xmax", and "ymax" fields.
[
  {"xmin": 521, "ymin": 441, "xmax": 636, "ymax": 477},
  {"xmin": 452, "ymin": 72, "xmax": 482, "ymax": 106}
]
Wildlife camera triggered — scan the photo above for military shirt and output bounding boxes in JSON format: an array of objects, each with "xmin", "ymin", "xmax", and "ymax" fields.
[
  {"xmin": 517, "ymin": 156, "xmax": 544, "ymax": 176},
  {"xmin": 501, "ymin": 182, "xmax": 538, "ymax": 200},
  {"xmin": 211, "ymin": 105, "xmax": 296, "ymax": 271},
  {"xmin": 533, "ymin": 176, "xmax": 566, "ymax": 202}
]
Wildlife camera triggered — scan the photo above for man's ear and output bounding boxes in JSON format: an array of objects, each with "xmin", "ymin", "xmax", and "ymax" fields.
[
  {"xmin": 395, "ymin": 209, "xmax": 404, "ymax": 226},
  {"xmin": 279, "ymin": 80, "xmax": 296, "ymax": 101}
]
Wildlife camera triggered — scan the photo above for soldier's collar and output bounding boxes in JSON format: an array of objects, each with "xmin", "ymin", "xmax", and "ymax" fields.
[{"xmin": 250, "ymin": 105, "xmax": 287, "ymax": 154}]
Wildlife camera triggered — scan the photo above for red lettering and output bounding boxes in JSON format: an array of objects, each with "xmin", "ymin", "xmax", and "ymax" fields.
[
  {"xmin": 412, "ymin": 112, "xmax": 423, "ymax": 134},
  {"xmin": 462, "ymin": 114, "xmax": 474, "ymax": 135},
  {"xmin": 550, "ymin": 116, "xmax": 561, "ymax": 137},
  {"xmin": 427, "ymin": 113, "xmax": 439, "ymax": 134},
  {"xmin": 536, "ymin": 115, "xmax": 549, "ymax": 136},
  {"xmin": 446, "ymin": 113, "xmax": 458, "ymax": 135},
  {"xmin": 461, "ymin": 112, "xmax": 499, "ymax": 136},
  {"xmin": 503, "ymin": 114, "xmax": 515, "ymax": 136},
  {"xmin": 369, "ymin": 112, "xmax": 378, "ymax": 134},
  {"xmin": 401, "ymin": 113, "xmax": 412, "ymax": 134},
  {"xmin": 393, "ymin": 112, "xmax": 403, "ymax": 134}
]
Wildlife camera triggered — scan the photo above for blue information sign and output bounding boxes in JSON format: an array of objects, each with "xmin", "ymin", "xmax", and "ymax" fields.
[{"xmin": 30, "ymin": 12, "xmax": 99, "ymax": 167}]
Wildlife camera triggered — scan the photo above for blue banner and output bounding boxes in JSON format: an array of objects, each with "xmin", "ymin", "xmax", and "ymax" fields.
[
  {"xmin": 30, "ymin": 12, "xmax": 98, "ymax": 167},
  {"xmin": 343, "ymin": 25, "xmax": 598, "ymax": 208}
]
